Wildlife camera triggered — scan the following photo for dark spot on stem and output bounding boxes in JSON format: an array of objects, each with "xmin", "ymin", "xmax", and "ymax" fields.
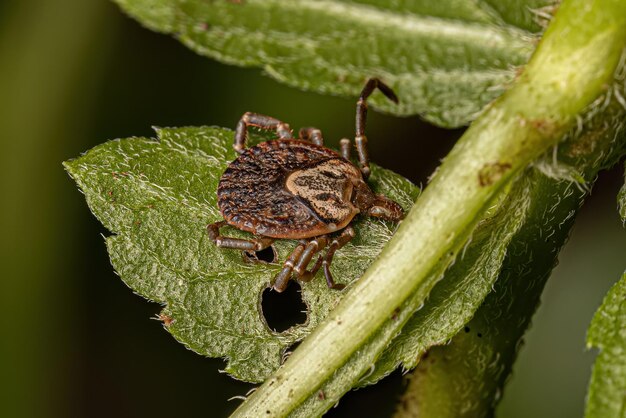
[
  {"xmin": 529, "ymin": 117, "xmax": 558, "ymax": 136},
  {"xmin": 478, "ymin": 162, "xmax": 512, "ymax": 186},
  {"xmin": 391, "ymin": 307, "xmax": 401, "ymax": 321}
]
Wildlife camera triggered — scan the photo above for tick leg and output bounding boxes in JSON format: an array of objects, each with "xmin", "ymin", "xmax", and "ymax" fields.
[
  {"xmin": 207, "ymin": 221, "xmax": 274, "ymax": 251},
  {"xmin": 339, "ymin": 138, "xmax": 351, "ymax": 160},
  {"xmin": 355, "ymin": 78, "xmax": 398, "ymax": 178},
  {"xmin": 298, "ymin": 127, "xmax": 324, "ymax": 146},
  {"xmin": 300, "ymin": 256, "xmax": 323, "ymax": 283},
  {"xmin": 234, "ymin": 112, "xmax": 292, "ymax": 153},
  {"xmin": 273, "ymin": 242, "xmax": 306, "ymax": 292},
  {"xmin": 294, "ymin": 235, "xmax": 329, "ymax": 282},
  {"xmin": 322, "ymin": 226, "xmax": 356, "ymax": 290}
]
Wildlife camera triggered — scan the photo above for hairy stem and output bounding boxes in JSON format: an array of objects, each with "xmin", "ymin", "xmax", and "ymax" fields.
[
  {"xmin": 232, "ymin": 1, "xmax": 626, "ymax": 416},
  {"xmin": 395, "ymin": 97, "xmax": 626, "ymax": 417}
]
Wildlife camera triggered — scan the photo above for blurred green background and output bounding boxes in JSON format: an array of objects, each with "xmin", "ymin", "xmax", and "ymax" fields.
[{"xmin": 1, "ymin": 1, "xmax": 624, "ymax": 417}]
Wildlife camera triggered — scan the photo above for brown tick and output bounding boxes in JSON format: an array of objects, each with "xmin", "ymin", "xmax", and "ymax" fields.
[{"xmin": 208, "ymin": 79, "xmax": 404, "ymax": 292}]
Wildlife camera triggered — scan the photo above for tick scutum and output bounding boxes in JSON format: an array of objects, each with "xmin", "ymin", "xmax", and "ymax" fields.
[{"xmin": 218, "ymin": 140, "xmax": 359, "ymax": 239}]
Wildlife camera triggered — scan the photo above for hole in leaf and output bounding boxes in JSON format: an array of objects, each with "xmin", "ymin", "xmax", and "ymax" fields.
[
  {"xmin": 261, "ymin": 282, "xmax": 307, "ymax": 333},
  {"xmin": 243, "ymin": 246, "xmax": 277, "ymax": 264}
]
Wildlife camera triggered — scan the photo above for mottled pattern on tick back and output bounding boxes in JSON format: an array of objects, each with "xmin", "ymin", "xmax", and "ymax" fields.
[
  {"xmin": 286, "ymin": 159, "xmax": 359, "ymax": 224},
  {"xmin": 218, "ymin": 140, "xmax": 361, "ymax": 239}
]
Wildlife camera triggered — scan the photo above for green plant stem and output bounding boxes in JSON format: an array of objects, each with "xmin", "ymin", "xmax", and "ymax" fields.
[
  {"xmin": 232, "ymin": 1, "xmax": 626, "ymax": 416},
  {"xmin": 394, "ymin": 55, "xmax": 626, "ymax": 418}
]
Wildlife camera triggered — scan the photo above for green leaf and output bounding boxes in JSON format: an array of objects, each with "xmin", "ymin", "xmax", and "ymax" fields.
[
  {"xmin": 585, "ymin": 272, "xmax": 626, "ymax": 418},
  {"xmin": 480, "ymin": 0, "xmax": 556, "ymax": 32},
  {"xmin": 584, "ymin": 165, "xmax": 626, "ymax": 418},
  {"xmin": 111, "ymin": 0, "xmax": 551, "ymax": 128},
  {"xmin": 63, "ymin": 126, "xmax": 418, "ymax": 383}
]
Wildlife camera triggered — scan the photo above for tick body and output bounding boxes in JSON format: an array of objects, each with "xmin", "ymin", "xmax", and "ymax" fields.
[{"xmin": 208, "ymin": 78, "xmax": 404, "ymax": 292}]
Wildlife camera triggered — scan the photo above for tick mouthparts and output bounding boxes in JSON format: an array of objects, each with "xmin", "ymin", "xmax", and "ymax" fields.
[{"xmin": 367, "ymin": 195, "xmax": 404, "ymax": 221}]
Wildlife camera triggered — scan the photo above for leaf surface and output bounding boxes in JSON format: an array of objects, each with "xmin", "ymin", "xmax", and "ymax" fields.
[
  {"xmin": 585, "ymin": 272, "xmax": 626, "ymax": 418},
  {"xmin": 112, "ymin": 0, "xmax": 553, "ymax": 127},
  {"xmin": 584, "ymin": 165, "xmax": 626, "ymax": 418},
  {"xmin": 64, "ymin": 126, "xmax": 418, "ymax": 383}
]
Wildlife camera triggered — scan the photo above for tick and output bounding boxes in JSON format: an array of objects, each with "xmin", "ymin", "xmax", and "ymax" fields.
[{"xmin": 208, "ymin": 78, "xmax": 404, "ymax": 292}]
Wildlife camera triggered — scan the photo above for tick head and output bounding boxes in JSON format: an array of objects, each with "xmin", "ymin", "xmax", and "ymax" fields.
[
  {"xmin": 351, "ymin": 180, "xmax": 404, "ymax": 222},
  {"xmin": 367, "ymin": 195, "xmax": 404, "ymax": 221}
]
